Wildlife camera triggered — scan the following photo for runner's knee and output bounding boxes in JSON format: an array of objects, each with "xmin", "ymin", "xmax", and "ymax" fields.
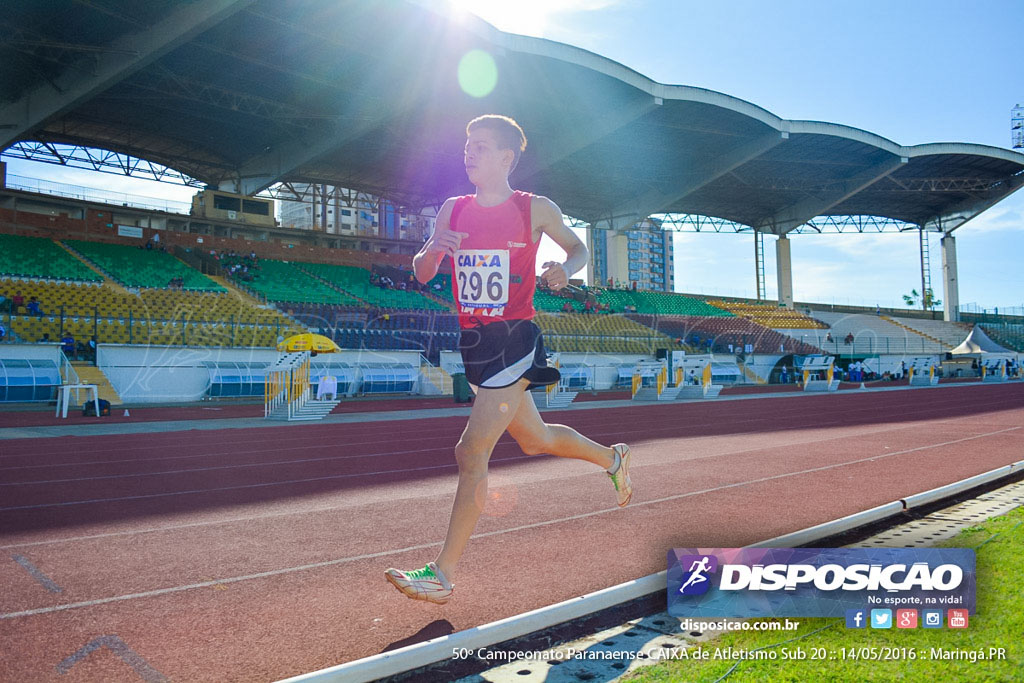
[{"xmin": 454, "ymin": 439, "xmax": 489, "ymax": 477}]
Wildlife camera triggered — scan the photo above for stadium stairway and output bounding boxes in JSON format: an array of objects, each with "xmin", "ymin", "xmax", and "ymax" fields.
[
  {"xmin": 60, "ymin": 241, "xmax": 123, "ymax": 290},
  {"xmin": 206, "ymin": 275, "xmax": 307, "ymax": 328},
  {"xmin": 418, "ymin": 288, "xmax": 456, "ymax": 310},
  {"xmin": 294, "ymin": 266, "xmax": 373, "ymax": 307},
  {"xmin": 739, "ymin": 363, "xmax": 767, "ymax": 385},
  {"xmin": 879, "ymin": 315, "xmax": 945, "ymax": 347},
  {"xmin": 71, "ymin": 362, "xmax": 122, "ymax": 406},
  {"xmin": 266, "ymin": 399, "xmax": 340, "ymax": 421},
  {"xmin": 420, "ymin": 365, "xmax": 453, "ymax": 395},
  {"xmin": 56, "ymin": 241, "xmax": 131, "ymax": 295}
]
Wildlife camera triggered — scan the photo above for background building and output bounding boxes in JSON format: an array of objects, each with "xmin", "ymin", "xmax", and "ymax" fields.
[
  {"xmin": 588, "ymin": 218, "xmax": 674, "ymax": 291},
  {"xmin": 277, "ymin": 184, "xmax": 434, "ymax": 244}
]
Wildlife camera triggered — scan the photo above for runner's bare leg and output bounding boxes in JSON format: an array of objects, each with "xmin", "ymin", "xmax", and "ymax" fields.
[
  {"xmin": 434, "ymin": 378, "xmax": 530, "ymax": 581},
  {"xmin": 506, "ymin": 390, "xmax": 615, "ymax": 468}
]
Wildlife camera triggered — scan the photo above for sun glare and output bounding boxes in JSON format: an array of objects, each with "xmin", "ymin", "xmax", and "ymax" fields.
[{"xmin": 448, "ymin": 0, "xmax": 550, "ymax": 37}]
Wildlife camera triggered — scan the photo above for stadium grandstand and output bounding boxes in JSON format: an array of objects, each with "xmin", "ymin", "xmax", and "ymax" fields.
[{"xmin": 0, "ymin": 0, "xmax": 1021, "ymax": 404}]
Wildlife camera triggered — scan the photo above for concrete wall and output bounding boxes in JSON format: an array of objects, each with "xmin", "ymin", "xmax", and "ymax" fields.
[
  {"xmin": 0, "ymin": 342, "xmax": 63, "ymax": 363},
  {"xmin": 96, "ymin": 345, "xmax": 283, "ymax": 404}
]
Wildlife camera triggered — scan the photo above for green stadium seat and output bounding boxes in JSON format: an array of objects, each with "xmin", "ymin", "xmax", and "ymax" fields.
[
  {"xmin": 65, "ymin": 240, "xmax": 224, "ymax": 291},
  {"xmin": 0, "ymin": 234, "xmax": 102, "ymax": 282}
]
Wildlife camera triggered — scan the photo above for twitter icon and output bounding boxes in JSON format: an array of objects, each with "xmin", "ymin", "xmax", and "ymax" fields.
[{"xmin": 870, "ymin": 609, "xmax": 892, "ymax": 629}]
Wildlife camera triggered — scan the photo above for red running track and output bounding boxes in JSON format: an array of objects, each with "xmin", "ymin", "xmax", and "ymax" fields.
[{"xmin": 0, "ymin": 383, "xmax": 1022, "ymax": 682}]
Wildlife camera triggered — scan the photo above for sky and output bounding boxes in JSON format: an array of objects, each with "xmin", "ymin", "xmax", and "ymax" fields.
[{"xmin": 4, "ymin": 0, "xmax": 1023, "ymax": 311}]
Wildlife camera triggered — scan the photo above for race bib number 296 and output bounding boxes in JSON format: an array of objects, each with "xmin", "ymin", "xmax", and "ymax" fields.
[{"xmin": 455, "ymin": 249, "xmax": 509, "ymax": 310}]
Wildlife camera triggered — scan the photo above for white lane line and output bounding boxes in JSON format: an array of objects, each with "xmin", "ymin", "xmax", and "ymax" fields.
[
  {"xmin": 0, "ymin": 388, "xmax": 1001, "ymax": 467},
  {"xmin": 2, "ymin": 394, "xmax": 1015, "ymax": 485},
  {"xmin": 0, "ymin": 416, "xmax": 983, "ymax": 549},
  {"xmin": 0, "ymin": 419, "xmax": 928, "ymax": 548},
  {"xmin": 0, "ymin": 457, "xmax": 510, "ymax": 512},
  {"xmin": 2, "ymin": 425, "xmax": 1017, "ymax": 621},
  {"xmin": 0, "ymin": 415, "xmax": 1016, "ymax": 517}
]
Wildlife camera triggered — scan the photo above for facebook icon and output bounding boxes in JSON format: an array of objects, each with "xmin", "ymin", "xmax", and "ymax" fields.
[{"xmin": 845, "ymin": 609, "xmax": 866, "ymax": 629}]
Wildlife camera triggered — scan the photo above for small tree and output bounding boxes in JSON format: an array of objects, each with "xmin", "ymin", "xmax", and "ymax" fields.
[{"xmin": 903, "ymin": 288, "xmax": 941, "ymax": 311}]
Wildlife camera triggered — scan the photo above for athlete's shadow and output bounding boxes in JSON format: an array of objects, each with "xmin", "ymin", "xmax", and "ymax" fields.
[{"xmin": 382, "ymin": 620, "xmax": 454, "ymax": 653}]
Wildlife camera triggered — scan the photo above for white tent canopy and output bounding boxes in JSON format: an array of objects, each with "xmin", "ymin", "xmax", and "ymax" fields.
[{"xmin": 950, "ymin": 326, "xmax": 1009, "ymax": 355}]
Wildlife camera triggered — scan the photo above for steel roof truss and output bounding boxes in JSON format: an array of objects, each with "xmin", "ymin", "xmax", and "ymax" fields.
[
  {"xmin": 0, "ymin": 0, "xmax": 257, "ymax": 151},
  {"xmin": 920, "ymin": 172, "xmax": 1024, "ymax": 233},
  {"xmin": 603, "ymin": 130, "xmax": 787, "ymax": 231},
  {"xmin": 760, "ymin": 155, "xmax": 906, "ymax": 235}
]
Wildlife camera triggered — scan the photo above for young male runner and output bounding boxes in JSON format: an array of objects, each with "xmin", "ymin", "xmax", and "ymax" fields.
[{"xmin": 385, "ymin": 115, "xmax": 632, "ymax": 604}]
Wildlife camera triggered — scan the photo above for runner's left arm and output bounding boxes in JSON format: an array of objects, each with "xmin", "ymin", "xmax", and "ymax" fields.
[{"xmin": 533, "ymin": 196, "xmax": 587, "ymax": 291}]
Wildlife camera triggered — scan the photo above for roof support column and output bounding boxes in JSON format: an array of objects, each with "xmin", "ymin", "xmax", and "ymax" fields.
[
  {"xmin": 776, "ymin": 234, "xmax": 793, "ymax": 309},
  {"xmin": 941, "ymin": 233, "xmax": 959, "ymax": 322}
]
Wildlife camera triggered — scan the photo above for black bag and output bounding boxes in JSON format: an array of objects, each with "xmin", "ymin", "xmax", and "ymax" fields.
[{"xmin": 82, "ymin": 398, "xmax": 111, "ymax": 417}]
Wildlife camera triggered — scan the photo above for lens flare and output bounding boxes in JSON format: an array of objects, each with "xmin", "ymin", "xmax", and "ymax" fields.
[
  {"xmin": 457, "ymin": 49, "xmax": 498, "ymax": 98},
  {"xmin": 483, "ymin": 483, "xmax": 519, "ymax": 517}
]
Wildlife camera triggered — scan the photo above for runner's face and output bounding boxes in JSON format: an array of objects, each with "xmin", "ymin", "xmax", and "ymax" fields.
[{"xmin": 464, "ymin": 128, "xmax": 511, "ymax": 186}]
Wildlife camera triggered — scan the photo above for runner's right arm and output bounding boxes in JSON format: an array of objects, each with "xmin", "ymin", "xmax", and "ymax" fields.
[{"xmin": 413, "ymin": 198, "xmax": 467, "ymax": 284}]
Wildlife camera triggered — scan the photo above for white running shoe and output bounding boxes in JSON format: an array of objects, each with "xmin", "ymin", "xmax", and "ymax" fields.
[
  {"xmin": 608, "ymin": 443, "xmax": 633, "ymax": 507},
  {"xmin": 384, "ymin": 562, "xmax": 454, "ymax": 604}
]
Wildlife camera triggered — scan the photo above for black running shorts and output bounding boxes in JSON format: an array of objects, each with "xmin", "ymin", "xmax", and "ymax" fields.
[{"xmin": 458, "ymin": 319, "xmax": 561, "ymax": 391}]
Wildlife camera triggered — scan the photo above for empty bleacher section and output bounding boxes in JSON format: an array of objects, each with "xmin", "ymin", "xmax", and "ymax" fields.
[
  {"xmin": 2, "ymin": 278, "xmax": 304, "ymax": 348},
  {"xmin": 237, "ymin": 259, "xmax": 359, "ymax": 305},
  {"xmin": 594, "ymin": 289, "xmax": 732, "ymax": 316},
  {"xmin": 535, "ymin": 288, "xmax": 582, "ymax": 312},
  {"xmin": 0, "ymin": 234, "xmax": 103, "ymax": 282},
  {"xmin": 65, "ymin": 239, "xmax": 224, "ymax": 291},
  {"xmin": 980, "ymin": 324, "xmax": 1024, "ymax": 352},
  {"xmin": 297, "ymin": 262, "xmax": 447, "ymax": 310},
  {"xmin": 535, "ymin": 312, "xmax": 684, "ymax": 354},
  {"xmin": 287, "ymin": 304, "xmax": 458, "ymax": 359},
  {"xmin": 707, "ymin": 299, "xmax": 828, "ymax": 329},
  {"xmin": 808, "ymin": 310, "xmax": 946, "ymax": 354},
  {"xmin": 884, "ymin": 315, "xmax": 973, "ymax": 348},
  {"xmin": 626, "ymin": 314, "xmax": 822, "ymax": 355}
]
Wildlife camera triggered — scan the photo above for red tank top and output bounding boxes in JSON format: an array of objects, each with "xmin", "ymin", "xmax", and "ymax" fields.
[{"xmin": 449, "ymin": 190, "xmax": 538, "ymax": 328}]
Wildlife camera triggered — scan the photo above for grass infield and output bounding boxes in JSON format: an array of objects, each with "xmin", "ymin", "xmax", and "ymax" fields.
[{"xmin": 625, "ymin": 505, "xmax": 1023, "ymax": 682}]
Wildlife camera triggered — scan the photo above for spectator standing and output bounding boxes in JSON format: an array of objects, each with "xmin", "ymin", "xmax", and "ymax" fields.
[
  {"xmin": 27, "ymin": 297, "xmax": 42, "ymax": 316},
  {"xmin": 12, "ymin": 291, "xmax": 24, "ymax": 313}
]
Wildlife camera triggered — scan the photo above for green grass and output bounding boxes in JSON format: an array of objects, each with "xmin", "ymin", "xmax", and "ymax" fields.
[{"xmin": 625, "ymin": 506, "xmax": 1024, "ymax": 682}]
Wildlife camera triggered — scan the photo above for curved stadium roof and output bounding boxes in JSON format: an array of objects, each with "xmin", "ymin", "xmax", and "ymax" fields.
[{"xmin": 1, "ymin": 0, "xmax": 1022, "ymax": 234}]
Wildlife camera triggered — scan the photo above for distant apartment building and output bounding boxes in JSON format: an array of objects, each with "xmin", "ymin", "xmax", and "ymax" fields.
[
  {"xmin": 277, "ymin": 184, "xmax": 433, "ymax": 244},
  {"xmin": 588, "ymin": 217, "xmax": 674, "ymax": 291}
]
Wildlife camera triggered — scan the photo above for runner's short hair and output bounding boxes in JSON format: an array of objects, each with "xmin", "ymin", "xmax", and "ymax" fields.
[{"xmin": 466, "ymin": 115, "xmax": 527, "ymax": 172}]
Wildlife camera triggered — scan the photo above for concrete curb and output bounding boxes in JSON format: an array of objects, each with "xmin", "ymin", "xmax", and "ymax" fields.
[{"xmin": 275, "ymin": 572, "xmax": 667, "ymax": 683}]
